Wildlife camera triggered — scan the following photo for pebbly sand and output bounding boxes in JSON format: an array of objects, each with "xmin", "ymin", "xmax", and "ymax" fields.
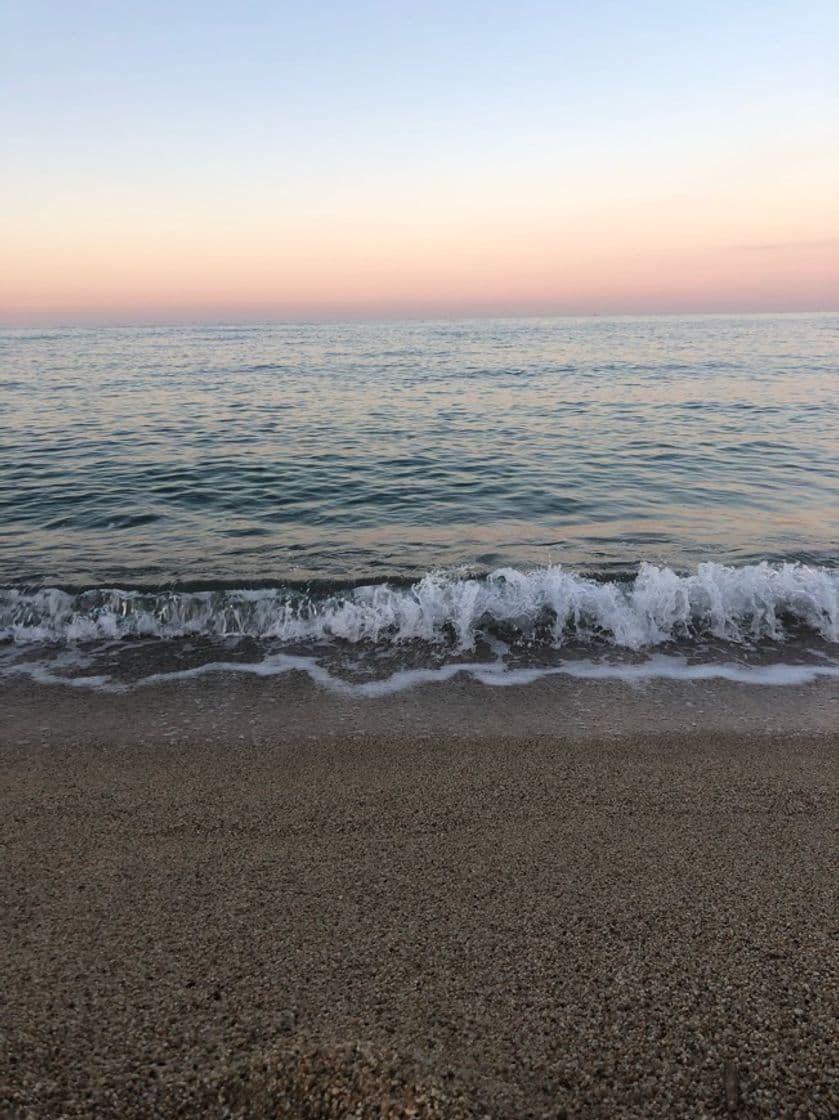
[{"xmin": 1, "ymin": 673, "xmax": 837, "ymax": 1119}]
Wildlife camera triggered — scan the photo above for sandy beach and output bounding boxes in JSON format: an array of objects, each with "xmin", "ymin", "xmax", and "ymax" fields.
[{"xmin": 1, "ymin": 673, "xmax": 837, "ymax": 1119}]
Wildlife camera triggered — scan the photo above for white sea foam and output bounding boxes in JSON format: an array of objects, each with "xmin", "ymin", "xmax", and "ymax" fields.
[
  {"xmin": 2, "ymin": 562, "xmax": 838, "ymax": 650},
  {"xmin": 3, "ymin": 649, "xmax": 839, "ymax": 695}
]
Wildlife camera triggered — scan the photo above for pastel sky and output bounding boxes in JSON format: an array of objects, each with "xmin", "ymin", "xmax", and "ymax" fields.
[{"xmin": 2, "ymin": 0, "xmax": 838, "ymax": 323}]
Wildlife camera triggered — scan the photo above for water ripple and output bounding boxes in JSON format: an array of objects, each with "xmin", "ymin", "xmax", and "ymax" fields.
[{"xmin": 1, "ymin": 314, "xmax": 837, "ymax": 586}]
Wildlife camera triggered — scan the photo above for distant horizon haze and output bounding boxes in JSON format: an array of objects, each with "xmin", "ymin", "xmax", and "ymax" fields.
[{"xmin": 3, "ymin": 305, "xmax": 839, "ymax": 331}]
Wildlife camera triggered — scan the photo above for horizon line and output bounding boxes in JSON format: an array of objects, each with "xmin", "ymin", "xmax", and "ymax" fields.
[{"xmin": 3, "ymin": 307, "xmax": 839, "ymax": 330}]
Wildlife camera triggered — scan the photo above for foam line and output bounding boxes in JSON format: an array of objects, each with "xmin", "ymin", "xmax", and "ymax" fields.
[{"xmin": 4, "ymin": 651, "xmax": 838, "ymax": 696}]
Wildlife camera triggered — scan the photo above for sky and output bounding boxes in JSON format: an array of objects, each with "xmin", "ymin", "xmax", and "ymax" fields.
[{"xmin": 2, "ymin": 0, "xmax": 838, "ymax": 324}]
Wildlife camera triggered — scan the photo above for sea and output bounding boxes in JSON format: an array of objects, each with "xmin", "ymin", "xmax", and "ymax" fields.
[{"xmin": 1, "ymin": 313, "xmax": 838, "ymax": 695}]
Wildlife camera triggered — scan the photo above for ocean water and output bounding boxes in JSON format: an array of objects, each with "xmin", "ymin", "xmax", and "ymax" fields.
[{"xmin": 2, "ymin": 314, "xmax": 838, "ymax": 692}]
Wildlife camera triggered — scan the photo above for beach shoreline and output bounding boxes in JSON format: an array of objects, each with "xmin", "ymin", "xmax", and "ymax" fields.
[{"xmin": 2, "ymin": 675, "xmax": 837, "ymax": 1118}]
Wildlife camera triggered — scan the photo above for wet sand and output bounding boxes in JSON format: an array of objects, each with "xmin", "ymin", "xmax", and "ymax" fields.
[{"xmin": 1, "ymin": 674, "xmax": 837, "ymax": 1118}]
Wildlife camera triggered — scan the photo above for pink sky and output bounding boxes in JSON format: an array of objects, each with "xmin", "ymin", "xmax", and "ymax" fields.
[{"xmin": 3, "ymin": 3, "xmax": 838, "ymax": 323}]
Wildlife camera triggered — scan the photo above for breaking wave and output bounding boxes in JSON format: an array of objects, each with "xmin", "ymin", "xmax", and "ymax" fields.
[{"xmin": 2, "ymin": 562, "xmax": 838, "ymax": 650}]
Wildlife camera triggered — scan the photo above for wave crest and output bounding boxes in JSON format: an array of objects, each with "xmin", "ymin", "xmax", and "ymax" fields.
[{"xmin": 1, "ymin": 562, "xmax": 838, "ymax": 649}]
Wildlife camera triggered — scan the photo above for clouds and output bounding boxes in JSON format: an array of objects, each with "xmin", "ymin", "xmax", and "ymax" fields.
[{"xmin": 730, "ymin": 238, "xmax": 839, "ymax": 253}]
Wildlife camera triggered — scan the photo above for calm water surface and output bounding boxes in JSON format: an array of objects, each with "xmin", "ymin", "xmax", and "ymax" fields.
[
  {"xmin": 1, "ymin": 314, "xmax": 838, "ymax": 687},
  {"xmin": 3, "ymin": 314, "xmax": 837, "ymax": 586}
]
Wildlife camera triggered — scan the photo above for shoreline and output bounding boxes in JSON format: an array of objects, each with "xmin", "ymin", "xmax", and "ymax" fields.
[{"xmin": 2, "ymin": 676, "xmax": 837, "ymax": 1118}]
